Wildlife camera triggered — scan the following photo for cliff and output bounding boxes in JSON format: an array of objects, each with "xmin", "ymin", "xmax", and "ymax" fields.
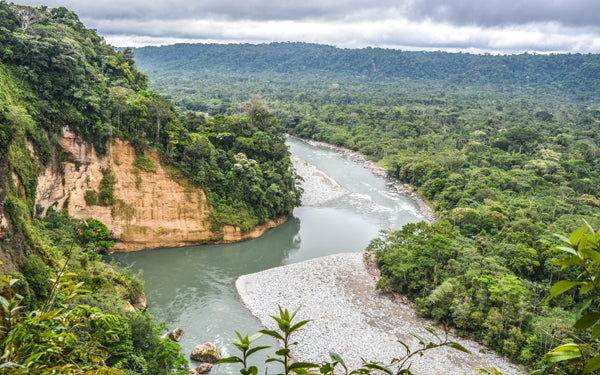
[{"xmin": 35, "ymin": 127, "xmax": 285, "ymax": 251}]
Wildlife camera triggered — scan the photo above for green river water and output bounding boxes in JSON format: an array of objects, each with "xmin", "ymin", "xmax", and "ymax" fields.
[{"xmin": 110, "ymin": 137, "xmax": 426, "ymax": 373}]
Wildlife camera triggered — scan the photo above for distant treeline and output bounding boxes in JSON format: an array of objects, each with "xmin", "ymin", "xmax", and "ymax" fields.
[{"xmin": 133, "ymin": 42, "xmax": 600, "ymax": 101}]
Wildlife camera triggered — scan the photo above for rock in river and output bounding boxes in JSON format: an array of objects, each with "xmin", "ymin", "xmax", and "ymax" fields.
[
  {"xmin": 168, "ymin": 327, "xmax": 184, "ymax": 342},
  {"xmin": 188, "ymin": 363, "xmax": 213, "ymax": 374},
  {"xmin": 190, "ymin": 342, "xmax": 221, "ymax": 363}
]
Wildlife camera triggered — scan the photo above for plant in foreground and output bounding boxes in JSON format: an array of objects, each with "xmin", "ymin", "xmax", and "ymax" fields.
[
  {"xmin": 544, "ymin": 222, "xmax": 600, "ymax": 374},
  {"xmin": 219, "ymin": 305, "xmax": 471, "ymax": 375}
]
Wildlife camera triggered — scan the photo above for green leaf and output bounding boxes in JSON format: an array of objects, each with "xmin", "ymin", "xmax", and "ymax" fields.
[
  {"xmin": 445, "ymin": 342, "xmax": 471, "ymax": 354},
  {"xmin": 579, "ymin": 283, "xmax": 595, "ymax": 295},
  {"xmin": 266, "ymin": 357, "xmax": 284, "ymax": 364},
  {"xmin": 329, "ymin": 352, "xmax": 346, "ymax": 367},
  {"xmin": 584, "ymin": 355, "xmax": 600, "ymax": 374},
  {"xmin": 275, "ymin": 348, "xmax": 290, "ymax": 356},
  {"xmin": 554, "ymin": 246, "xmax": 578, "ymax": 256},
  {"xmin": 363, "ymin": 363, "xmax": 393, "ymax": 375},
  {"xmin": 218, "ymin": 356, "xmax": 244, "ymax": 364},
  {"xmin": 289, "ymin": 319, "xmax": 311, "ymax": 333},
  {"xmin": 248, "ymin": 333, "xmax": 262, "ymax": 343},
  {"xmin": 574, "ymin": 312, "xmax": 600, "ymax": 330},
  {"xmin": 581, "ymin": 246, "xmax": 600, "ymax": 265},
  {"xmin": 246, "ymin": 345, "xmax": 270, "ymax": 357},
  {"xmin": 570, "ymin": 227, "xmax": 587, "ymax": 247},
  {"xmin": 410, "ymin": 333, "xmax": 425, "ymax": 345},
  {"xmin": 259, "ymin": 329, "xmax": 284, "ymax": 341},
  {"xmin": 424, "ymin": 327, "xmax": 439, "ymax": 338},
  {"xmin": 552, "ymin": 255, "xmax": 583, "ymax": 268},
  {"xmin": 320, "ymin": 363, "xmax": 333, "ymax": 374},
  {"xmin": 591, "ymin": 323, "xmax": 600, "ymax": 341},
  {"xmin": 544, "ymin": 343, "xmax": 581, "ymax": 362},
  {"xmin": 396, "ymin": 339, "xmax": 410, "ymax": 353},
  {"xmin": 288, "ymin": 362, "xmax": 319, "ymax": 370},
  {"xmin": 547, "ymin": 280, "xmax": 583, "ymax": 300}
]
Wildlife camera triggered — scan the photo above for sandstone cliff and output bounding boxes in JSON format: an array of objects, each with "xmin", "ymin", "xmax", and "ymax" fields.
[{"xmin": 35, "ymin": 127, "xmax": 285, "ymax": 251}]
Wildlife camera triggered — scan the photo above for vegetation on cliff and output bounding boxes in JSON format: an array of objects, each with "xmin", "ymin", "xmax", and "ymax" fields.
[
  {"xmin": 133, "ymin": 42, "xmax": 600, "ymax": 373},
  {"xmin": 0, "ymin": 3, "xmax": 299, "ymax": 373}
]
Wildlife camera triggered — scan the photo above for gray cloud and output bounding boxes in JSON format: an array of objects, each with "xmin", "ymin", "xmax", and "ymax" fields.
[
  {"xmin": 13, "ymin": 0, "xmax": 600, "ymax": 53},
  {"xmin": 403, "ymin": 0, "xmax": 600, "ymax": 28}
]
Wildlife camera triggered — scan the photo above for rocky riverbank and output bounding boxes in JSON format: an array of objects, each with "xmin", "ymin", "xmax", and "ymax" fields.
[
  {"xmin": 236, "ymin": 253, "xmax": 524, "ymax": 375},
  {"xmin": 288, "ymin": 136, "xmax": 436, "ymax": 222},
  {"xmin": 291, "ymin": 155, "xmax": 349, "ymax": 206}
]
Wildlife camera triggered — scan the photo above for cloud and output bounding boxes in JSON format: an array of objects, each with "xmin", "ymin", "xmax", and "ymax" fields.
[{"xmin": 13, "ymin": 0, "xmax": 600, "ymax": 53}]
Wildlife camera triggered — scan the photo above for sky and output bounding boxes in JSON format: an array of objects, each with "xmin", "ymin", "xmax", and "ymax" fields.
[{"xmin": 13, "ymin": 0, "xmax": 600, "ymax": 54}]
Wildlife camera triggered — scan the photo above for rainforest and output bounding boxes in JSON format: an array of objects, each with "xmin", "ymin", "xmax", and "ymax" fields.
[{"xmin": 1, "ymin": 2, "xmax": 600, "ymax": 375}]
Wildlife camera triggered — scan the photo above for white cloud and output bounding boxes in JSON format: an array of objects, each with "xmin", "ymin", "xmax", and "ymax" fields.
[{"xmin": 14, "ymin": 0, "xmax": 600, "ymax": 53}]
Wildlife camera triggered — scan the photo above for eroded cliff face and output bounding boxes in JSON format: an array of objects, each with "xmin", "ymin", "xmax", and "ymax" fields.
[{"xmin": 35, "ymin": 127, "xmax": 284, "ymax": 251}]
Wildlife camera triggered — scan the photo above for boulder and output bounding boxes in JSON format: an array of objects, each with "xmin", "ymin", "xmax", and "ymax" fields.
[
  {"xmin": 190, "ymin": 342, "xmax": 221, "ymax": 363},
  {"xmin": 168, "ymin": 327, "xmax": 184, "ymax": 342},
  {"xmin": 132, "ymin": 292, "xmax": 147, "ymax": 309},
  {"xmin": 188, "ymin": 363, "xmax": 213, "ymax": 374}
]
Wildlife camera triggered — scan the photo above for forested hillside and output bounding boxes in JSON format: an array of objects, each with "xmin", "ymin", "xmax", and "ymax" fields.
[
  {"xmin": 134, "ymin": 42, "xmax": 600, "ymax": 373},
  {"xmin": 0, "ymin": 4, "xmax": 299, "ymax": 373}
]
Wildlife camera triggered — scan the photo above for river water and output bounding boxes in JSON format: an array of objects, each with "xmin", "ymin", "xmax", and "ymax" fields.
[{"xmin": 110, "ymin": 137, "xmax": 426, "ymax": 372}]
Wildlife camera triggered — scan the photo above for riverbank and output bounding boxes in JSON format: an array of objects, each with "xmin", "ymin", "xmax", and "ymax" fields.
[
  {"xmin": 291, "ymin": 155, "xmax": 349, "ymax": 206},
  {"xmin": 236, "ymin": 252, "xmax": 524, "ymax": 375},
  {"xmin": 288, "ymin": 136, "xmax": 436, "ymax": 222}
]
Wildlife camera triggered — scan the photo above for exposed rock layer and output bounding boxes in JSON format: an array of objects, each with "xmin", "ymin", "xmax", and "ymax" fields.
[{"xmin": 35, "ymin": 127, "xmax": 285, "ymax": 251}]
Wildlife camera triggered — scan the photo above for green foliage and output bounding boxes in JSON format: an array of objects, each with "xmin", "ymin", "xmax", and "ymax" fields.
[
  {"xmin": 78, "ymin": 218, "xmax": 115, "ymax": 254},
  {"xmin": 544, "ymin": 224, "xmax": 600, "ymax": 374},
  {"xmin": 220, "ymin": 306, "xmax": 470, "ymax": 375},
  {"xmin": 98, "ymin": 167, "xmax": 117, "ymax": 206},
  {"xmin": 133, "ymin": 154, "xmax": 157, "ymax": 173},
  {"xmin": 0, "ymin": 271, "xmax": 123, "ymax": 374}
]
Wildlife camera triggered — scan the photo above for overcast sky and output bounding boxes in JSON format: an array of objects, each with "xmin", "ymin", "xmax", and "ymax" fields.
[{"xmin": 14, "ymin": 0, "xmax": 600, "ymax": 53}]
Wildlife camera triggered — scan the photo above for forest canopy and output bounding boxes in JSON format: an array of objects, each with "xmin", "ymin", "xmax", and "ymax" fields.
[{"xmin": 133, "ymin": 42, "xmax": 600, "ymax": 373}]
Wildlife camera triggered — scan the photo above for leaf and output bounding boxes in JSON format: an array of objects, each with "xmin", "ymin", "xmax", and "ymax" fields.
[
  {"xmin": 592, "ymin": 323, "xmax": 600, "ymax": 341},
  {"xmin": 579, "ymin": 283, "xmax": 595, "ymax": 296},
  {"xmin": 289, "ymin": 319, "xmax": 311, "ymax": 333},
  {"xmin": 581, "ymin": 247, "xmax": 600, "ymax": 265},
  {"xmin": 396, "ymin": 339, "xmax": 410, "ymax": 354},
  {"xmin": 363, "ymin": 363, "xmax": 393, "ymax": 375},
  {"xmin": 574, "ymin": 312, "xmax": 600, "ymax": 330},
  {"xmin": 584, "ymin": 355, "xmax": 600, "ymax": 374},
  {"xmin": 553, "ymin": 246, "xmax": 578, "ymax": 256},
  {"xmin": 547, "ymin": 280, "xmax": 583, "ymax": 301},
  {"xmin": 445, "ymin": 342, "xmax": 471, "ymax": 354},
  {"xmin": 248, "ymin": 366, "xmax": 259, "ymax": 375},
  {"xmin": 248, "ymin": 333, "xmax": 263, "ymax": 342},
  {"xmin": 218, "ymin": 356, "xmax": 244, "ymax": 364},
  {"xmin": 544, "ymin": 343, "xmax": 582, "ymax": 362},
  {"xmin": 570, "ymin": 227, "xmax": 587, "ymax": 247},
  {"xmin": 329, "ymin": 352, "xmax": 346, "ymax": 366},
  {"xmin": 424, "ymin": 326, "xmax": 439, "ymax": 338},
  {"xmin": 410, "ymin": 333, "xmax": 425, "ymax": 345},
  {"xmin": 259, "ymin": 329, "xmax": 284, "ymax": 341},
  {"xmin": 288, "ymin": 362, "xmax": 319, "ymax": 370},
  {"xmin": 552, "ymin": 255, "xmax": 583, "ymax": 269},
  {"xmin": 275, "ymin": 348, "xmax": 290, "ymax": 356},
  {"xmin": 246, "ymin": 345, "xmax": 270, "ymax": 357}
]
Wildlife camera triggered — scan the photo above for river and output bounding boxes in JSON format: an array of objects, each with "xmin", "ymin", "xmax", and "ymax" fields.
[{"xmin": 110, "ymin": 137, "xmax": 426, "ymax": 373}]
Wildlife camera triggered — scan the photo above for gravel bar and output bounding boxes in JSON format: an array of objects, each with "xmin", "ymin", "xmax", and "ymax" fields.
[
  {"xmin": 236, "ymin": 253, "xmax": 525, "ymax": 375},
  {"xmin": 291, "ymin": 155, "xmax": 349, "ymax": 206}
]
